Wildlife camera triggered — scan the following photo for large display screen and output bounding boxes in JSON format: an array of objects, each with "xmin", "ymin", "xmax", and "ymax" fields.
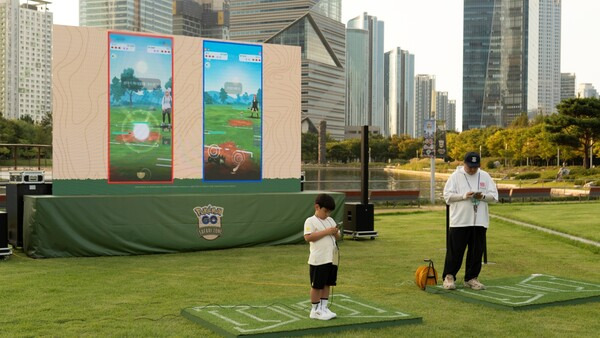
[
  {"xmin": 108, "ymin": 32, "xmax": 174, "ymax": 183},
  {"xmin": 203, "ymin": 41, "xmax": 263, "ymax": 181}
]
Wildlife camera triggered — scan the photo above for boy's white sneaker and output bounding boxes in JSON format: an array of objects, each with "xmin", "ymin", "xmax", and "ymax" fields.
[
  {"xmin": 309, "ymin": 308, "xmax": 334, "ymax": 320},
  {"xmin": 323, "ymin": 307, "xmax": 337, "ymax": 318}
]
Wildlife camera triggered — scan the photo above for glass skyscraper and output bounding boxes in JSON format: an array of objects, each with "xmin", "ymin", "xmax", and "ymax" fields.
[
  {"xmin": 79, "ymin": 0, "xmax": 172, "ymax": 34},
  {"xmin": 345, "ymin": 13, "xmax": 385, "ymax": 135},
  {"xmin": 463, "ymin": 0, "xmax": 540, "ymax": 130},
  {"xmin": 230, "ymin": 0, "xmax": 346, "ymax": 139},
  {"xmin": 384, "ymin": 47, "xmax": 415, "ymax": 137}
]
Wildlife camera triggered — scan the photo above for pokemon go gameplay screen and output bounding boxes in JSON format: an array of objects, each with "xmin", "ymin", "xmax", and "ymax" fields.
[
  {"xmin": 108, "ymin": 32, "xmax": 173, "ymax": 183},
  {"xmin": 203, "ymin": 40, "xmax": 263, "ymax": 182}
]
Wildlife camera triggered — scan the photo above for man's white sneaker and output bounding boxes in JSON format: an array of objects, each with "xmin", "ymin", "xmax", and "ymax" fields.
[
  {"xmin": 443, "ymin": 275, "xmax": 456, "ymax": 290},
  {"xmin": 309, "ymin": 308, "xmax": 334, "ymax": 320},
  {"xmin": 464, "ymin": 278, "xmax": 486, "ymax": 290}
]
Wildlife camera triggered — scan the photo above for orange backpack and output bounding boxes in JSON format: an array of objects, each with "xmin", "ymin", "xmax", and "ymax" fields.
[{"xmin": 415, "ymin": 259, "xmax": 438, "ymax": 290}]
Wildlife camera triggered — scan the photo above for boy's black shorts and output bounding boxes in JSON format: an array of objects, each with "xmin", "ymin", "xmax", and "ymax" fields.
[{"xmin": 309, "ymin": 263, "xmax": 338, "ymax": 289}]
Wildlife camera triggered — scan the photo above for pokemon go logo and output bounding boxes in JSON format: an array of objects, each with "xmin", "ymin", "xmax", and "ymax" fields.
[{"xmin": 193, "ymin": 204, "xmax": 224, "ymax": 240}]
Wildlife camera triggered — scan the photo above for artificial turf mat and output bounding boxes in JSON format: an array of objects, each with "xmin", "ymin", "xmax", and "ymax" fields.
[
  {"xmin": 426, "ymin": 274, "xmax": 600, "ymax": 310},
  {"xmin": 181, "ymin": 294, "xmax": 421, "ymax": 337}
]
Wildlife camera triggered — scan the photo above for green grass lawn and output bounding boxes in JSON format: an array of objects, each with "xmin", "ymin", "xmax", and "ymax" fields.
[
  {"xmin": 109, "ymin": 105, "xmax": 172, "ymax": 182},
  {"xmin": 490, "ymin": 202, "xmax": 600, "ymax": 243},
  {"xmin": 204, "ymin": 104, "xmax": 261, "ymax": 165},
  {"xmin": 1, "ymin": 208, "xmax": 599, "ymax": 336}
]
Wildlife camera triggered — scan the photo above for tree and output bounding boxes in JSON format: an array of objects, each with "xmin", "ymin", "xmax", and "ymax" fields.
[
  {"xmin": 110, "ymin": 76, "xmax": 125, "ymax": 104},
  {"xmin": 204, "ymin": 92, "xmax": 214, "ymax": 105},
  {"xmin": 219, "ymin": 88, "xmax": 228, "ymax": 104},
  {"xmin": 547, "ymin": 97, "xmax": 600, "ymax": 168},
  {"xmin": 165, "ymin": 77, "xmax": 172, "ymax": 91},
  {"xmin": 20, "ymin": 115, "xmax": 35, "ymax": 124},
  {"xmin": 120, "ymin": 68, "xmax": 143, "ymax": 105},
  {"xmin": 301, "ymin": 132, "xmax": 318, "ymax": 163}
]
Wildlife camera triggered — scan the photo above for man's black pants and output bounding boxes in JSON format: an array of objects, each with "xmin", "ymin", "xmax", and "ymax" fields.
[{"xmin": 442, "ymin": 226, "xmax": 487, "ymax": 282}]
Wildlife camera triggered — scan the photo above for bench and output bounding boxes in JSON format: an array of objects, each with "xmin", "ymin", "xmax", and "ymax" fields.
[
  {"xmin": 497, "ymin": 188, "xmax": 512, "ymax": 203},
  {"xmin": 588, "ymin": 186, "xmax": 600, "ymax": 200},
  {"xmin": 370, "ymin": 190, "xmax": 420, "ymax": 207},
  {"xmin": 335, "ymin": 190, "xmax": 363, "ymax": 203},
  {"xmin": 509, "ymin": 187, "xmax": 552, "ymax": 202}
]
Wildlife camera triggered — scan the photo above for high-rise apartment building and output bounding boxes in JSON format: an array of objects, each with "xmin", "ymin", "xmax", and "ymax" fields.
[
  {"xmin": 463, "ymin": 0, "xmax": 540, "ymax": 130},
  {"xmin": 79, "ymin": 0, "xmax": 172, "ymax": 34},
  {"xmin": 0, "ymin": 0, "xmax": 52, "ymax": 122},
  {"xmin": 173, "ymin": 0, "xmax": 230, "ymax": 39},
  {"xmin": 229, "ymin": 0, "xmax": 346, "ymax": 139},
  {"xmin": 577, "ymin": 83, "xmax": 598, "ymax": 99},
  {"xmin": 345, "ymin": 12, "xmax": 385, "ymax": 136},
  {"xmin": 447, "ymin": 100, "xmax": 456, "ymax": 131},
  {"xmin": 384, "ymin": 47, "xmax": 415, "ymax": 137},
  {"xmin": 560, "ymin": 72, "xmax": 575, "ymax": 101},
  {"xmin": 538, "ymin": 0, "xmax": 561, "ymax": 114},
  {"xmin": 415, "ymin": 74, "xmax": 435, "ymax": 138},
  {"xmin": 435, "ymin": 91, "xmax": 449, "ymax": 124}
]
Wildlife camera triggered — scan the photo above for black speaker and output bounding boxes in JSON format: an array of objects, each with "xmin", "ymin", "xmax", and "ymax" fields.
[
  {"xmin": 343, "ymin": 202, "xmax": 374, "ymax": 232},
  {"xmin": 7, "ymin": 183, "xmax": 52, "ymax": 248},
  {"xmin": 0, "ymin": 211, "xmax": 8, "ymax": 249}
]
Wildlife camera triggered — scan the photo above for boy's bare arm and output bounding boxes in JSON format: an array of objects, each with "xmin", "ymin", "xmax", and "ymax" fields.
[{"xmin": 304, "ymin": 226, "xmax": 339, "ymax": 242}]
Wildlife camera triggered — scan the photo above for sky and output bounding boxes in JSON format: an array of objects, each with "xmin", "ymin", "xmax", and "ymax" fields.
[{"xmin": 50, "ymin": 0, "xmax": 600, "ymax": 129}]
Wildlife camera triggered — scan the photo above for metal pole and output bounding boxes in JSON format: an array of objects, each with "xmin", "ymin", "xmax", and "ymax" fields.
[
  {"xmin": 430, "ymin": 156, "xmax": 435, "ymax": 204},
  {"xmin": 361, "ymin": 125, "xmax": 369, "ymax": 205},
  {"xmin": 13, "ymin": 146, "xmax": 17, "ymax": 170},
  {"xmin": 37, "ymin": 146, "xmax": 41, "ymax": 170}
]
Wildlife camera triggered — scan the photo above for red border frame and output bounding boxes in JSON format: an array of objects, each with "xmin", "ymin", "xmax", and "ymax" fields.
[{"xmin": 107, "ymin": 30, "xmax": 174, "ymax": 184}]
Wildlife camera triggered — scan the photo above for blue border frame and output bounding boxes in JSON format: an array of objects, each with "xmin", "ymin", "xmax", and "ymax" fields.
[{"xmin": 202, "ymin": 40, "xmax": 263, "ymax": 183}]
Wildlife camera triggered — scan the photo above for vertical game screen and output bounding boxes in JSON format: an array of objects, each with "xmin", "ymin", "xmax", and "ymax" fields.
[
  {"xmin": 203, "ymin": 41, "xmax": 263, "ymax": 181},
  {"xmin": 108, "ymin": 32, "xmax": 173, "ymax": 183}
]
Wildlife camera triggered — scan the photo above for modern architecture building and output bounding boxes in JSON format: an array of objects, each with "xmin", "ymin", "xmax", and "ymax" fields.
[
  {"xmin": 345, "ymin": 12, "xmax": 385, "ymax": 136},
  {"xmin": 447, "ymin": 99, "xmax": 456, "ymax": 131},
  {"xmin": 560, "ymin": 72, "xmax": 575, "ymax": 101},
  {"xmin": 435, "ymin": 91, "xmax": 448, "ymax": 124},
  {"xmin": 79, "ymin": 0, "xmax": 172, "ymax": 34},
  {"xmin": 230, "ymin": 0, "xmax": 346, "ymax": 140},
  {"xmin": 173, "ymin": 0, "xmax": 230, "ymax": 39},
  {"xmin": 577, "ymin": 83, "xmax": 598, "ymax": 98},
  {"xmin": 0, "ymin": 0, "xmax": 52, "ymax": 122},
  {"xmin": 463, "ymin": 0, "xmax": 540, "ymax": 130},
  {"xmin": 538, "ymin": 0, "xmax": 561, "ymax": 114},
  {"xmin": 384, "ymin": 47, "xmax": 415, "ymax": 137},
  {"xmin": 414, "ymin": 74, "xmax": 435, "ymax": 138}
]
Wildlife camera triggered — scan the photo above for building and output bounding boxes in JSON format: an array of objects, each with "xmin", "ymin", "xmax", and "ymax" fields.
[
  {"xmin": 414, "ymin": 74, "xmax": 435, "ymax": 138},
  {"xmin": 538, "ymin": 0, "xmax": 561, "ymax": 115},
  {"xmin": 560, "ymin": 72, "xmax": 575, "ymax": 101},
  {"xmin": 345, "ymin": 12, "xmax": 385, "ymax": 136},
  {"xmin": 384, "ymin": 47, "xmax": 415, "ymax": 137},
  {"xmin": 577, "ymin": 83, "xmax": 598, "ymax": 98},
  {"xmin": 0, "ymin": 0, "xmax": 52, "ymax": 122},
  {"xmin": 79, "ymin": 0, "xmax": 172, "ymax": 34},
  {"xmin": 229, "ymin": 0, "xmax": 346, "ymax": 140},
  {"xmin": 435, "ymin": 91, "xmax": 448, "ymax": 124},
  {"xmin": 173, "ymin": 0, "xmax": 230, "ymax": 39},
  {"xmin": 463, "ymin": 0, "xmax": 539, "ymax": 130},
  {"xmin": 447, "ymin": 99, "xmax": 456, "ymax": 131}
]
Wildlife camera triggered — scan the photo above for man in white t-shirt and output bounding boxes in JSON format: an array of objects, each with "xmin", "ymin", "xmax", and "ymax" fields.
[
  {"xmin": 442, "ymin": 152, "xmax": 498, "ymax": 291},
  {"xmin": 304, "ymin": 194, "xmax": 341, "ymax": 320}
]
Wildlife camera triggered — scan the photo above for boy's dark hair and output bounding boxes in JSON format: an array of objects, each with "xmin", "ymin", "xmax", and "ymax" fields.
[{"xmin": 315, "ymin": 194, "xmax": 336, "ymax": 211}]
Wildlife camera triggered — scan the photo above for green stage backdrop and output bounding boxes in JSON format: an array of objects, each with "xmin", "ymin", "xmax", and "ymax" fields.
[{"xmin": 23, "ymin": 192, "xmax": 344, "ymax": 258}]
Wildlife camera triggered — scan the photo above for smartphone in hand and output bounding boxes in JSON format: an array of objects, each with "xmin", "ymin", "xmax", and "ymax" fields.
[{"xmin": 474, "ymin": 192, "xmax": 483, "ymax": 199}]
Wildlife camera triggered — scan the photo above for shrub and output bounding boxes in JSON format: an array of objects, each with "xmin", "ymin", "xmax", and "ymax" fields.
[{"xmin": 515, "ymin": 172, "xmax": 540, "ymax": 180}]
